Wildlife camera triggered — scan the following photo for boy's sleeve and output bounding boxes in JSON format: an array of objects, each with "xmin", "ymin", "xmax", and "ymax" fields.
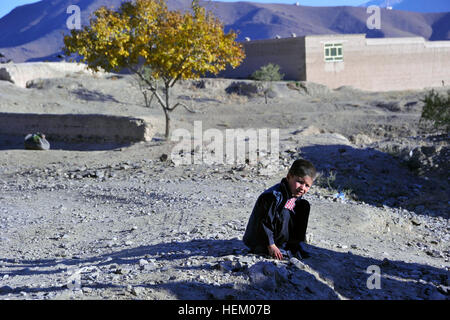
[{"xmin": 254, "ymin": 194, "xmax": 276, "ymax": 246}]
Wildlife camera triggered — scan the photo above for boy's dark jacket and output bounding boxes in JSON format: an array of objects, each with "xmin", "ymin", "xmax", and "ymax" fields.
[{"xmin": 243, "ymin": 177, "xmax": 301, "ymax": 249}]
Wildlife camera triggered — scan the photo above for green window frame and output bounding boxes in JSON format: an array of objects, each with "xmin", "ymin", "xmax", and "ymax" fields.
[{"xmin": 324, "ymin": 43, "xmax": 343, "ymax": 62}]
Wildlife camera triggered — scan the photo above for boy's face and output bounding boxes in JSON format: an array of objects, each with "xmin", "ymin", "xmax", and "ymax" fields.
[{"xmin": 287, "ymin": 173, "xmax": 313, "ymax": 198}]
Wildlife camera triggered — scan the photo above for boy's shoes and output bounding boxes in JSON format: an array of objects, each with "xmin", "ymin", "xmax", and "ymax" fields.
[
  {"xmin": 288, "ymin": 243, "xmax": 311, "ymax": 259},
  {"xmin": 298, "ymin": 247, "xmax": 311, "ymax": 259}
]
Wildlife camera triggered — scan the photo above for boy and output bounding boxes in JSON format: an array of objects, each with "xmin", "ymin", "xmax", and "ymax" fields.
[{"xmin": 243, "ymin": 159, "xmax": 317, "ymax": 260}]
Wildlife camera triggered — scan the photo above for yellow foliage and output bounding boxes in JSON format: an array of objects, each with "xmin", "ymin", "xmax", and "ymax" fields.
[{"xmin": 63, "ymin": 0, "xmax": 245, "ymax": 85}]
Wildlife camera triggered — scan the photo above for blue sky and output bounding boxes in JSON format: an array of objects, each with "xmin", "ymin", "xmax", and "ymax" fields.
[{"xmin": 0, "ymin": 0, "xmax": 366, "ymax": 19}]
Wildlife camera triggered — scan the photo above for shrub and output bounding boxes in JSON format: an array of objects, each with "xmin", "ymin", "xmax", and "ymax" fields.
[
  {"xmin": 420, "ymin": 89, "xmax": 450, "ymax": 132},
  {"xmin": 251, "ymin": 63, "xmax": 284, "ymax": 104}
]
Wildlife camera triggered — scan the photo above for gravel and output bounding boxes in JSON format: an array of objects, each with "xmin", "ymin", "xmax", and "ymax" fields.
[{"xmin": 0, "ymin": 74, "xmax": 448, "ymax": 300}]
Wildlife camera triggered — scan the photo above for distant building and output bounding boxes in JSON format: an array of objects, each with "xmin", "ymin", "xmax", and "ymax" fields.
[{"xmin": 221, "ymin": 34, "xmax": 450, "ymax": 91}]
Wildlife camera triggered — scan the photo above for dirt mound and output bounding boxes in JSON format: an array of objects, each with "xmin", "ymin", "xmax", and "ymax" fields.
[{"xmin": 0, "ymin": 62, "xmax": 98, "ymax": 88}]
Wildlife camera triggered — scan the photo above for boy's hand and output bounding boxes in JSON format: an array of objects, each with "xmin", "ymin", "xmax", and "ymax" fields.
[{"xmin": 267, "ymin": 244, "xmax": 283, "ymax": 260}]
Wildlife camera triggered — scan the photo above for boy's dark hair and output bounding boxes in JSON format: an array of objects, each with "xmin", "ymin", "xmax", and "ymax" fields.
[{"xmin": 288, "ymin": 159, "xmax": 317, "ymax": 180}]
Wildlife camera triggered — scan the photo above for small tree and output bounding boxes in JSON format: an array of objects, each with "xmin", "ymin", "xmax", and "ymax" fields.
[
  {"xmin": 133, "ymin": 64, "xmax": 158, "ymax": 109},
  {"xmin": 251, "ymin": 63, "xmax": 284, "ymax": 104},
  {"xmin": 63, "ymin": 0, "xmax": 245, "ymax": 138},
  {"xmin": 420, "ymin": 89, "xmax": 450, "ymax": 133}
]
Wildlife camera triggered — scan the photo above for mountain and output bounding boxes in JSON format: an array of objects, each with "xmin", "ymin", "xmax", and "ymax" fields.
[
  {"xmin": 0, "ymin": 0, "xmax": 449, "ymax": 63},
  {"xmin": 360, "ymin": 0, "xmax": 450, "ymax": 13}
]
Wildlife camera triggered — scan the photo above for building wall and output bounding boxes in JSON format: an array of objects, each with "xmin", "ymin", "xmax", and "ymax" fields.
[
  {"xmin": 304, "ymin": 34, "xmax": 450, "ymax": 91},
  {"xmin": 220, "ymin": 34, "xmax": 450, "ymax": 91},
  {"xmin": 221, "ymin": 37, "xmax": 306, "ymax": 81},
  {"xmin": 0, "ymin": 113, "xmax": 155, "ymax": 143}
]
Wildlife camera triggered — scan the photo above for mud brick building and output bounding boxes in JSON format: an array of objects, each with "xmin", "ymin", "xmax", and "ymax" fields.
[{"xmin": 221, "ymin": 34, "xmax": 450, "ymax": 91}]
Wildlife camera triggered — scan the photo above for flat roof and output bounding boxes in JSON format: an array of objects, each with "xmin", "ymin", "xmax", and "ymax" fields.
[
  {"xmin": 366, "ymin": 37, "xmax": 450, "ymax": 47},
  {"xmin": 241, "ymin": 34, "xmax": 450, "ymax": 48}
]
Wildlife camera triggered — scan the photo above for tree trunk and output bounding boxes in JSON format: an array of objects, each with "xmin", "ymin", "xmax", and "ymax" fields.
[
  {"xmin": 164, "ymin": 83, "xmax": 171, "ymax": 139},
  {"xmin": 164, "ymin": 110, "xmax": 171, "ymax": 139}
]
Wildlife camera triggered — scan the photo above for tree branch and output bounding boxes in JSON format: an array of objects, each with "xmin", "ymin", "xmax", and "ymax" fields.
[
  {"xmin": 129, "ymin": 65, "xmax": 168, "ymax": 109},
  {"xmin": 168, "ymin": 102, "xmax": 196, "ymax": 113},
  {"xmin": 129, "ymin": 65, "xmax": 157, "ymax": 91}
]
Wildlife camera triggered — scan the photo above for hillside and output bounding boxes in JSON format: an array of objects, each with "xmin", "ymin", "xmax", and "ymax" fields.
[
  {"xmin": 0, "ymin": 0, "xmax": 448, "ymax": 63},
  {"xmin": 361, "ymin": 0, "xmax": 450, "ymax": 13}
]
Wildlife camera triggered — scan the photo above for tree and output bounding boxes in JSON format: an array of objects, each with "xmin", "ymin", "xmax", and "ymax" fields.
[
  {"xmin": 133, "ymin": 64, "xmax": 157, "ymax": 109},
  {"xmin": 420, "ymin": 89, "xmax": 450, "ymax": 133},
  {"xmin": 251, "ymin": 63, "xmax": 284, "ymax": 104},
  {"xmin": 63, "ymin": 0, "xmax": 245, "ymax": 138}
]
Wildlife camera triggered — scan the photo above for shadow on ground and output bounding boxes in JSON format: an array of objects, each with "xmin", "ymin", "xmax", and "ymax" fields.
[
  {"xmin": 0, "ymin": 239, "xmax": 447, "ymax": 300},
  {"xmin": 299, "ymin": 143, "xmax": 448, "ymax": 218},
  {"xmin": 70, "ymin": 88, "xmax": 120, "ymax": 103},
  {"xmin": 0, "ymin": 134, "xmax": 133, "ymax": 151}
]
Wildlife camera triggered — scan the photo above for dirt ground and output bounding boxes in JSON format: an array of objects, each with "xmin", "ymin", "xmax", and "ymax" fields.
[{"xmin": 0, "ymin": 70, "xmax": 448, "ymax": 300}]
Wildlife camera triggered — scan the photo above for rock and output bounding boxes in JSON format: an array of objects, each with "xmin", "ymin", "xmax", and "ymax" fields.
[
  {"xmin": 407, "ymin": 148, "xmax": 426, "ymax": 171},
  {"xmin": 139, "ymin": 259, "xmax": 148, "ymax": 267},
  {"xmin": 289, "ymin": 257, "xmax": 306, "ymax": 270},
  {"xmin": 82, "ymin": 287, "xmax": 93, "ymax": 294},
  {"xmin": 214, "ymin": 261, "xmax": 233, "ymax": 272},
  {"xmin": 238, "ymin": 256, "xmax": 254, "ymax": 265},
  {"xmin": 349, "ymin": 133, "xmax": 372, "ymax": 145},
  {"xmin": 437, "ymin": 285, "xmax": 449, "ymax": 295},
  {"xmin": 130, "ymin": 286, "xmax": 144, "ymax": 296},
  {"xmin": 221, "ymin": 255, "xmax": 235, "ymax": 262},
  {"xmin": 114, "ymin": 267, "xmax": 132, "ymax": 275},
  {"xmin": 0, "ymin": 285, "xmax": 13, "ymax": 293},
  {"xmin": 425, "ymin": 249, "xmax": 442, "ymax": 258},
  {"xmin": 160, "ymin": 154, "xmax": 168, "ymax": 162},
  {"xmin": 291, "ymin": 125, "xmax": 322, "ymax": 137},
  {"xmin": 94, "ymin": 170, "xmax": 105, "ymax": 179},
  {"xmin": 247, "ymin": 262, "xmax": 277, "ymax": 291}
]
